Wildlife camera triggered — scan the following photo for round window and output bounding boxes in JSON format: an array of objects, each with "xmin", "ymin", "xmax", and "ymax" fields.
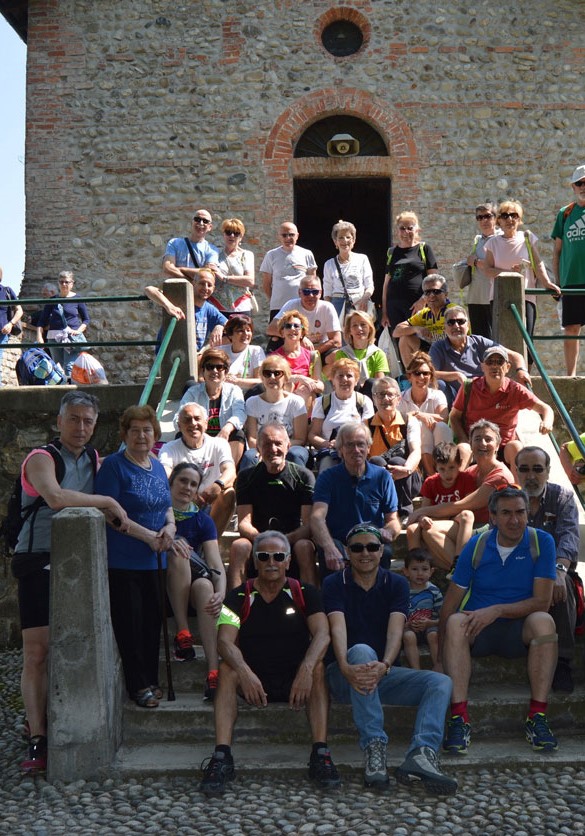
[{"xmin": 321, "ymin": 20, "xmax": 364, "ymax": 57}]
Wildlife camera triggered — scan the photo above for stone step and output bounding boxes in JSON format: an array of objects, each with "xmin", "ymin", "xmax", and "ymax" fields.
[{"xmin": 122, "ymin": 685, "xmax": 585, "ymax": 746}]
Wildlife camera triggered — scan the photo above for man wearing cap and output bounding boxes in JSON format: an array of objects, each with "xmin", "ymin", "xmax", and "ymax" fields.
[
  {"xmin": 448, "ymin": 344, "xmax": 554, "ymax": 472},
  {"xmin": 552, "ymin": 164, "xmax": 585, "ymax": 375},
  {"xmin": 323, "ymin": 522, "xmax": 457, "ymax": 795},
  {"xmin": 429, "ymin": 306, "xmax": 531, "ymax": 405},
  {"xmin": 162, "ymin": 209, "xmax": 221, "ymax": 281},
  {"xmin": 260, "ymin": 221, "xmax": 317, "ymax": 319}
]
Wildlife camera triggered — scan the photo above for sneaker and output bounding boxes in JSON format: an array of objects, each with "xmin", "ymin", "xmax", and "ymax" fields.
[
  {"xmin": 20, "ymin": 735, "xmax": 47, "ymax": 774},
  {"xmin": 525, "ymin": 713, "xmax": 558, "ymax": 752},
  {"xmin": 364, "ymin": 738, "xmax": 389, "ymax": 788},
  {"xmin": 308, "ymin": 747, "xmax": 341, "ymax": 789},
  {"xmin": 395, "ymin": 746, "xmax": 458, "ymax": 796},
  {"xmin": 199, "ymin": 751, "xmax": 235, "ymax": 795},
  {"xmin": 204, "ymin": 670, "xmax": 219, "ymax": 701},
  {"xmin": 552, "ymin": 659, "xmax": 574, "ymax": 694},
  {"xmin": 174, "ymin": 630, "xmax": 195, "ymax": 661},
  {"xmin": 443, "ymin": 715, "xmax": 471, "ymax": 755}
]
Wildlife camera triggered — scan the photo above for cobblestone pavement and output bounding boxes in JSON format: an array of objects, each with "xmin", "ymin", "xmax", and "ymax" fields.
[{"xmin": 1, "ymin": 649, "xmax": 584, "ymax": 836}]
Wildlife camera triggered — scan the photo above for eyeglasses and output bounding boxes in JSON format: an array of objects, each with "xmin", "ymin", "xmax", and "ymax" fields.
[
  {"xmin": 498, "ymin": 212, "xmax": 520, "ymax": 220},
  {"xmin": 281, "ymin": 232, "xmax": 296, "ymax": 238},
  {"xmin": 283, "ymin": 322, "xmax": 302, "ymax": 329},
  {"xmin": 411, "ymin": 370, "xmax": 431, "ymax": 377},
  {"xmin": 193, "ymin": 216, "xmax": 211, "ymax": 225},
  {"xmin": 423, "ymin": 288, "xmax": 445, "ymax": 296},
  {"xmin": 255, "ymin": 551, "xmax": 289, "ymax": 562},
  {"xmin": 446, "ymin": 318, "xmax": 467, "ymax": 326},
  {"xmin": 301, "ymin": 289, "xmax": 320, "ymax": 297},
  {"xmin": 484, "ymin": 357, "xmax": 506, "ymax": 366},
  {"xmin": 476, "ymin": 213, "xmax": 494, "ymax": 221},
  {"xmin": 573, "ymin": 180, "xmax": 585, "ymax": 187},
  {"xmin": 347, "ymin": 542, "xmax": 382, "ymax": 553},
  {"xmin": 398, "ymin": 225, "xmax": 415, "ymax": 232},
  {"xmin": 517, "ymin": 465, "xmax": 547, "ymax": 474},
  {"xmin": 262, "ymin": 369, "xmax": 284, "ymax": 378},
  {"xmin": 375, "ymin": 392, "xmax": 398, "ymax": 400},
  {"xmin": 59, "ymin": 280, "xmax": 73, "ymax": 285},
  {"xmin": 224, "ymin": 230, "xmax": 240, "ymax": 237},
  {"xmin": 204, "ymin": 363, "xmax": 227, "ymax": 372}
]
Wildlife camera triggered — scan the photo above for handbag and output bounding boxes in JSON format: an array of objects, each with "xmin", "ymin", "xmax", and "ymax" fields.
[{"xmin": 334, "ymin": 257, "xmax": 356, "ymax": 313}]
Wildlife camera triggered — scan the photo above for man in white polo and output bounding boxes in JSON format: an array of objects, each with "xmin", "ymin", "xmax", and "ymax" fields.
[{"xmin": 260, "ymin": 221, "xmax": 317, "ymax": 319}]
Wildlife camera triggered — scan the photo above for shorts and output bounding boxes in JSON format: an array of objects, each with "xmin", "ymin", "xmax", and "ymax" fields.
[
  {"xmin": 242, "ymin": 671, "xmax": 296, "ymax": 703},
  {"xmin": 228, "ymin": 427, "xmax": 246, "ymax": 446},
  {"xmin": 404, "ymin": 625, "xmax": 438, "ymax": 646},
  {"xmin": 18, "ymin": 568, "xmax": 51, "ymax": 629},
  {"xmin": 470, "ymin": 618, "xmax": 527, "ymax": 659},
  {"xmin": 562, "ymin": 287, "xmax": 585, "ymax": 328}
]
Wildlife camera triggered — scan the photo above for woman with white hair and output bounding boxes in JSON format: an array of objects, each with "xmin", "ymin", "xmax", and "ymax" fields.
[{"xmin": 323, "ymin": 219, "xmax": 374, "ymax": 318}]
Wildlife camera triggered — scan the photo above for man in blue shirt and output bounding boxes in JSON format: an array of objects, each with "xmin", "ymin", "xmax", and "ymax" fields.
[
  {"xmin": 439, "ymin": 486, "xmax": 558, "ymax": 755},
  {"xmin": 323, "ymin": 522, "xmax": 457, "ymax": 795},
  {"xmin": 162, "ymin": 208, "xmax": 220, "ymax": 281}
]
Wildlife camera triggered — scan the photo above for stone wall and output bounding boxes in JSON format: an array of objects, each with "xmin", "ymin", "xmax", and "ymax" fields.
[{"xmin": 18, "ymin": 0, "xmax": 585, "ymax": 378}]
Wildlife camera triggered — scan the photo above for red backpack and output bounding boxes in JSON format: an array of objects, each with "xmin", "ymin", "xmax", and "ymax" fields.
[{"xmin": 239, "ymin": 577, "xmax": 306, "ymax": 624}]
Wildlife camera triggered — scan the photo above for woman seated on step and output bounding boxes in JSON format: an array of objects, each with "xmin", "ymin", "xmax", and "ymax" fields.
[{"xmin": 330, "ymin": 309, "xmax": 389, "ymax": 399}]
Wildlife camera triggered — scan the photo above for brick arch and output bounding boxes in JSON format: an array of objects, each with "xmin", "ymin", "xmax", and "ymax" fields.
[{"xmin": 264, "ymin": 87, "xmax": 420, "ymax": 207}]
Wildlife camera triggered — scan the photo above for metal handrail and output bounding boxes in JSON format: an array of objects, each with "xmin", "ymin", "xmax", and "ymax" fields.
[
  {"xmin": 138, "ymin": 317, "xmax": 178, "ymax": 407},
  {"xmin": 0, "ymin": 294, "xmax": 148, "ymax": 306}
]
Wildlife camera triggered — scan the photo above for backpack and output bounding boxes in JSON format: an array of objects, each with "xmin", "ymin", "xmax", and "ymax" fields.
[
  {"xmin": 239, "ymin": 577, "xmax": 306, "ymax": 625},
  {"xmin": 386, "ymin": 242, "xmax": 429, "ymax": 271},
  {"xmin": 569, "ymin": 569, "xmax": 585, "ymax": 637},
  {"xmin": 1, "ymin": 440, "xmax": 98, "ymax": 554},
  {"xmin": 321, "ymin": 391, "xmax": 367, "ymax": 420},
  {"xmin": 16, "ymin": 347, "xmax": 66, "ymax": 386}
]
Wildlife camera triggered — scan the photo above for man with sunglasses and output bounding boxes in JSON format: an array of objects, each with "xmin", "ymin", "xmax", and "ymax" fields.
[
  {"xmin": 200, "ymin": 529, "xmax": 340, "ymax": 795},
  {"xmin": 392, "ymin": 275, "xmax": 456, "ymax": 368},
  {"xmin": 440, "ymin": 486, "xmax": 558, "ymax": 755},
  {"xmin": 260, "ymin": 221, "xmax": 317, "ymax": 319},
  {"xmin": 323, "ymin": 522, "xmax": 457, "ymax": 795},
  {"xmin": 515, "ymin": 446, "xmax": 580, "ymax": 693},
  {"xmin": 162, "ymin": 209, "xmax": 220, "ymax": 281},
  {"xmin": 552, "ymin": 164, "xmax": 585, "ymax": 375},
  {"xmin": 266, "ymin": 275, "xmax": 342, "ymax": 359}
]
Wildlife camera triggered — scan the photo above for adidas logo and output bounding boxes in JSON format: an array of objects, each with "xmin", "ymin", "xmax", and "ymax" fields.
[{"xmin": 566, "ymin": 216, "xmax": 585, "ymax": 240}]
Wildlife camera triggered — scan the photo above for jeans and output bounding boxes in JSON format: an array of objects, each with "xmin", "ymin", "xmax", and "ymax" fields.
[
  {"xmin": 326, "ymin": 643, "xmax": 452, "ymax": 753},
  {"xmin": 0, "ymin": 332, "xmax": 8, "ymax": 382},
  {"xmin": 330, "ymin": 296, "xmax": 345, "ymax": 317}
]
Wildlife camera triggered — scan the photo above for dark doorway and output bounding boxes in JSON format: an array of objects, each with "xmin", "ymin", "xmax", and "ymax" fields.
[{"xmin": 294, "ymin": 178, "xmax": 391, "ymax": 307}]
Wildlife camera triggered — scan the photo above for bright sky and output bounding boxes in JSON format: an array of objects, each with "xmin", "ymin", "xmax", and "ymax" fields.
[{"xmin": 0, "ymin": 16, "xmax": 26, "ymax": 293}]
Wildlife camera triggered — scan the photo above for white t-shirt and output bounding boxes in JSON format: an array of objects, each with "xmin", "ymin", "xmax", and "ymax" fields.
[
  {"xmin": 323, "ymin": 252, "xmax": 374, "ymax": 304},
  {"xmin": 273, "ymin": 298, "xmax": 341, "ymax": 346},
  {"xmin": 312, "ymin": 392, "xmax": 374, "ymax": 441},
  {"xmin": 260, "ymin": 245, "xmax": 318, "ymax": 309},
  {"xmin": 224, "ymin": 344, "xmax": 266, "ymax": 378},
  {"xmin": 245, "ymin": 393, "xmax": 307, "ymax": 436},
  {"xmin": 398, "ymin": 386, "xmax": 448, "ymax": 418},
  {"xmin": 484, "ymin": 230, "xmax": 539, "ymax": 304},
  {"xmin": 157, "ymin": 435, "xmax": 233, "ymax": 491}
]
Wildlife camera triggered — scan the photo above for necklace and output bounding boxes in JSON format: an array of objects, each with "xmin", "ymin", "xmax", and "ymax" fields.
[{"xmin": 124, "ymin": 450, "xmax": 153, "ymax": 470}]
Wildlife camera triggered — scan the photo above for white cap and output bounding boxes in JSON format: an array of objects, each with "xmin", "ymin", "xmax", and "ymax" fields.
[{"xmin": 570, "ymin": 164, "xmax": 585, "ymax": 184}]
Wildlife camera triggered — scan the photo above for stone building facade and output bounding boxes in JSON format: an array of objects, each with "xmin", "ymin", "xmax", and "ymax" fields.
[{"xmin": 8, "ymin": 0, "xmax": 585, "ymax": 378}]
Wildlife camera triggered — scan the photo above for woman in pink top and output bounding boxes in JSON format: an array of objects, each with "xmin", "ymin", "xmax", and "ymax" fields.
[{"xmin": 274, "ymin": 309, "xmax": 323, "ymax": 408}]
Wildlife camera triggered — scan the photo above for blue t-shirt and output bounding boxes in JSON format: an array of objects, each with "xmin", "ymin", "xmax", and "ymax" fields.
[
  {"xmin": 429, "ymin": 334, "xmax": 495, "ymax": 388},
  {"xmin": 195, "ymin": 301, "xmax": 228, "ymax": 350},
  {"xmin": 38, "ymin": 298, "xmax": 90, "ymax": 331},
  {"xmin": 175, "ymin": 509, "xmax": 217, "ymax": 552},
  {"xmin": 322, "ymin": 567, "xmax": 408, "ymax": 661},
  {"xmin": 313, "ymin": 461, "xmax": 398, "ymax": 542},
  {"xmin": 0, "ymin": 284, "xmax": 17, "ymax": 329},
  {"xmin": 94, "ymin": 451, "xmax": 171, "ymax": 571},
  {"xmin": 164, "ymin": 237, "xmax": 219, "ymax": 269},
  {"xmin": 452, "ymin": 527, "xmax": 556, "ymax": 612}
]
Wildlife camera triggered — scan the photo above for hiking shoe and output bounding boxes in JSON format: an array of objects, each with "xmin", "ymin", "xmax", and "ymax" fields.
[
  {"xmin": 443, "ymin": 715, "xmax": 471, "ymax": 755},
  {"xmin": 364, "ymin": 738, "xmax": 389, "ymax": 788},
  {"xmin": 20, "ymin": 734, "xmax": 47, "ymax": 774},
  {"xmin": 525, "ymin": 713, "xmax": 558, "ymax": 752},
  {"xmin": 308, "ymin": 747, "xmax": 341, "ymax": 789},
  {"xmin": 395, "ymin": 746, "xmax": 458, "ymax": 796},
  {"xmin": 204, "ymin": 670, "xmax": 219, "ymax": 701},
  {"xmin": 174, "ymin": 630, "xmax": 195, "ymax": 661},
  {"xmin": 552, "ymin": 659, "xmax": 574, "ymax": 694},
  {"xmin": 199, "ymin": 751, "xmax": 235, "ymax": 795}
]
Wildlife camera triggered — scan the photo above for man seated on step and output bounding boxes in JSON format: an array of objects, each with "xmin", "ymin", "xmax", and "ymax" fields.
[
  {"xmin": 158, "ymin": 403, "xmax": 236, "ymax": 536},
  {"xmin": 227, "ymin": 422, "xmax": 317, "ymax": 590},
  {"xmin": 439, "ymin": 486, "xmax": 559, "ymax": 756},
  {"xmin": 515, "ymin": 446, "xmax": 580, "ymax": 694},
  {"xmin": 323, "ymin": 523, "xmax": 457, "ymax": 796},
  {"xmin": 199, "ymin": 530, "xmax": 341, "ymax": 795}
]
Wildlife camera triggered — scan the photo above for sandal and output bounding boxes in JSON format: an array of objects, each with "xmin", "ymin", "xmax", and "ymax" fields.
[
  {"xmin": 150, "ymin": 686, "xmax": 163, "ymax": 700},
  {"xmin": 134, "ymin": 688, "xmax": 159, "ymax": 708}
]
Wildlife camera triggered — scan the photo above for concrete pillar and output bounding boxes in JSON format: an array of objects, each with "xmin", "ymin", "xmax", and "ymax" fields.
[
  {"xmin": 160, "ymin": 278, "xmax": 198, "ymax": 398},
  {"xmin": 493, "ymin": 271, "xmax": 527, "ymax": 362},
  {"xmin": 47, "ymin": 507, "xmax": 124, "ymax": 782}
]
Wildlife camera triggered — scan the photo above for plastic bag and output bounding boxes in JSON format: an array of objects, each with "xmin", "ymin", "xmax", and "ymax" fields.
[
  {"xmin": 378, "ymin": 326, "xmax": 402, "ymax": 378},
  {"xmin": 71, "ymin": 352, "xmax": 108, "ymax": 385}
]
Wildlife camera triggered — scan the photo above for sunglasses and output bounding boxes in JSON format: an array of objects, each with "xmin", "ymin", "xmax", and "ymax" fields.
[
  {"xmin": 446, "ymin": 318, "xmax": 467, "ymax": 326},
  {"xmin": 517, "ymin": 465, "xmax": 546, "ymax": 474},
  {"xmin": 484, "ymin": 357, "xmax": 506, "ymax": 366},
  {"xmin": 204, "ymin": 363, "xmax": 227, "ymax": 372},
  {"xmin": 573, "ymin": 180, "xmax": 585, "ymax": 187},
  {"xmin": 476, "ymin": 213, "xmax": 494, "ymax": 221},
  {"xmin": 256, "ymin": 551, "xmax": 289, "ymax": 562},
  {"xmin": 301, "ymin": 289, "xmax": 320, "ymax": 296},
  {"xmin": 347, "ymin": 542, "xmax": 381, "ymax": 553},
  {"xmin": 262, "ymin": 369, "xmax": 284, "ymax": 378},
  {"xmin": 283, "ymin": 322, "xmax": 302, "ymax": 329},
  {"xmin": 193, "ymin": 216, "xmax": 211, "ymax": 225},
  {"xmin": 398, "ymin": 225, "xmax": 415, "ymax": 232},
  {"xmin": 498, "ymin": 212, "xmax": 520, "ymax": 220},
  {"xmin": 411, "ymin": 370, "xmax": 431, "ymax": 377},
  {"xmin": 423, "ymin": 288, "xmax": 445, "ymax": 296},
  {"xmin": 224, "ymin": 230, "xmax": 240, "ymax": 237}
]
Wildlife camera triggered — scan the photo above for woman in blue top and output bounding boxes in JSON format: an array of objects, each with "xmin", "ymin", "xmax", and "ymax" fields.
[
  {"xmin": 95, "ymin": 405, "xmax": 175, "ymax": 708},
  {"xmin": 36, "ymin": 270, "xmax": 90, "ymax": 377}
]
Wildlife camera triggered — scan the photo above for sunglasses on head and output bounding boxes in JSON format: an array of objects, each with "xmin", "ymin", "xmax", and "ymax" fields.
[
  {"xmin": 193, "ymin": 216, "xmax": 211, "ymax": 225},
  {"xmin": 301, "ymin": 288, "xmax": 320, "ymax": 296},
  {"xmin": 476, "ymin": 213, "xmax": 494, "ymax": 221},
  {"xmin": 255, "ymin": 551, "xmax": 289, "ymax": 562},
  {"xmin": 347, "ymin": 542, "xmax": 382, "ymax": 553},
  {"xmin": 517, "ymin": 465, "xmax": 546, "ymax": 474},
  {"xmin": 262, "ymin": 368, "xmax": 284, "ymax": 378},
  {"xmin": 204, "ymin": 363, "xmax": 227, "ymax": 372},
  {"xmin": 498, "ymin": 212, "xmax": 520, "ymax": 220},
  {"xmin": 446, "ymin": 318, "xmax": 467, "ymax": 326},
  {"xmin": 423, "ymin": 288, "xmax": 445, "ymax": 296}
]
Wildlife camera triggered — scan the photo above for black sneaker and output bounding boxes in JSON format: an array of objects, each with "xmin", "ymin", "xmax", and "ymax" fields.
[
  {"xmin": 395, "ymin": 746, "xmax": 458, "ymax": 796},
  {"xmin": 308, "ymin": 747, "xmax": 341, "ymax": 789},
  {"xmin": 20, "ymin": 734, "xmax": 47, "ymax": 774},
  {"xmin": 199, "ymin": 751, "xmax": 235, "ymax": 795}
]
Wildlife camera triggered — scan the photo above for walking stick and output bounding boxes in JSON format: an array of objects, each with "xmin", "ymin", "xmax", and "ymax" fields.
[{"xmin": 157, "ymin": 549, "xmax": 175, "ymax": 701}]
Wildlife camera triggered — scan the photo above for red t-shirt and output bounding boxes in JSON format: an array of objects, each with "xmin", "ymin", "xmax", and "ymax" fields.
[
  {"xmin": 466, "ymin": 462, "xmax": 515, "ymax": 524},
  {"xmin": 452, "ymin": 377, "xmax": 537, "ymax": 445},
  {"xmin": 421, "ymin": 470, "xmax": 477, "ymax": 506}
]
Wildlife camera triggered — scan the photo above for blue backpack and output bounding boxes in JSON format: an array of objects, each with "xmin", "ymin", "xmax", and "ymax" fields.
[{"xmin": 16, "ymin": 348, "xmax": 66, "ymax": 386}]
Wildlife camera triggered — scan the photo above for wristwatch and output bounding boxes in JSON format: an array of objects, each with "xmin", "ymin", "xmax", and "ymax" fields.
[
  {"xmin": 556, "ymin": 563, "xmax": 568, "ymax": 573},
  {"xmin": 214, "ymin": 479, "xmax": 226, "ymax": 491}
]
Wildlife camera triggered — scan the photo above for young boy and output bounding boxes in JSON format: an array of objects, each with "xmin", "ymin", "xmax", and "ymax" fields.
[
  {"xmin": 402, "ymin": 549, "xmax": 443, "ymax": 670},
  {"xmin": 406, "ymin": 442, "xmax": 475, "ymax": 570}
]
